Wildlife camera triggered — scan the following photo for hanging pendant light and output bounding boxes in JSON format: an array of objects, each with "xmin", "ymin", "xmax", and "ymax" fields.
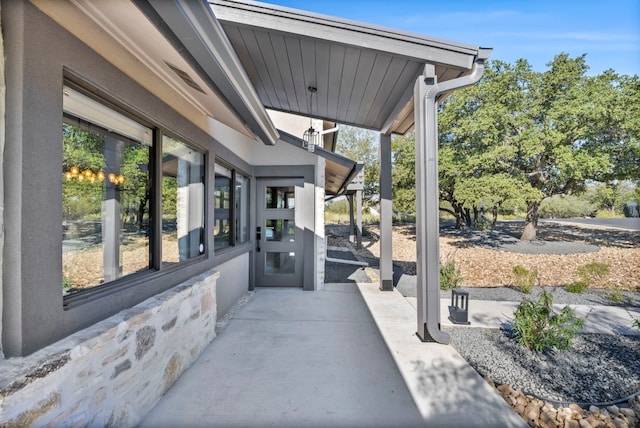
[{"xmin": 303, "ymin": 86, "xmax": 319, "ymax": 153}]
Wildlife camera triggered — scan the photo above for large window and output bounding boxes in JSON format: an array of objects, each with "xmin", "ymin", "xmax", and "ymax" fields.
[
  {"xmin": 162, "ymin": 136, "xmax": 205, "ymax": 266},
  {"xmin": 214, "ymin": 162, "xmax": 249, "ymax": 251},
  {"xmin": 62, "ymin": 85, "xmax": 205, "ymax": 296}
]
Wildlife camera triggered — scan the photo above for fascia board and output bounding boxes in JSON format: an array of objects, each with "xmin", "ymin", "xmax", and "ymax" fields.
[{"xmin": 210, "ymin": 0, "xmax": 479, "ymax": 70}]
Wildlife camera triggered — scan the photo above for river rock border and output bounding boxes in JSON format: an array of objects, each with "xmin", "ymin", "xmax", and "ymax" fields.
[
  {"xmin": 0, "ymin": 269, "xmax": 219, "ymax": 427},
  {"xmin": 489, "ymin": 377, "xmax": 640, "ymax": 428}
]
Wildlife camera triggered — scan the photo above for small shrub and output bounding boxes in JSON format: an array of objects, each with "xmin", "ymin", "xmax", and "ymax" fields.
[
  {"xmin": 576, "ymin": 262, "xmax": 610, "ymax": 285},
  {"xmin": 565, "ymin": 281, "xmax": 588, "ymax": 294},
  {"xmin": 63, "ymin": 275, "xmax": 72, "ymax": 291},
  {"xmin": 513, "ymin": 290, "xmax": 585, "ymax": 352},
  {"xmin": 607, "ymin": 287, "xmax": 624, "ymax": 303},
  {"xmin": 512, "ymin": 265, "xmax": 537, "ymax": 294},
  {"xmin": 440, "ymin": 256, "xmax": 462, "ymax": 290},
  {"xmin": 633, "ymin": 319, "xmax": 640, "ymax": 329}
]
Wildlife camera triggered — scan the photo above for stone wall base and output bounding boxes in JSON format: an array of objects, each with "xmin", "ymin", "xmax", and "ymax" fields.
[{"xmin": 0, "ymin": 269, "xmax": 219, "ymax": 427}]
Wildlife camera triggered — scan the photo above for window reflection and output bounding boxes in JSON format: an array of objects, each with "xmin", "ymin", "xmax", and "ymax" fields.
[
  {"xmin": 161, "ymin": 136, "xmax": 205, "ymax": 266},
  {"xmin": 265, "ymin": 219, "xmax": 295, "ymax": 242},
  {"xmin": 265, "ymin": 186, "xmax": 295, "ymax": 209},
  {"xmin": 214, "ymin": 164, "xmax": 231, "ymax": 250},
  {"xmin": 62, "ymin": 120, "xmax": 151, "ymax": 294},
  {"xmin": 265, "ymin": 252, "xmax": 296, "ymax": 275}
]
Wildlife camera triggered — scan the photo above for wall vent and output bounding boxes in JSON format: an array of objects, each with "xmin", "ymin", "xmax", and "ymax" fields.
[{"xmin": 165, "ymin": 61, "xmax": 206, "ymax": 94}]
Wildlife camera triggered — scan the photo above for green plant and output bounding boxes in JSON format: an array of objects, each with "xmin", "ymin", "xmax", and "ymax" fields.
[
  {"xmin": 565, "ymin": 281, "xmax": 588, "ymax": 294},
  {"xmin": 512, "ymin": 265, "xmax": 537, "ymax": 294},
  {"xmin": 513, "ymin": 290, "xmax": 585, "ymax": 352},
  {"xmin": 633, "ymin": 319, "xmax": 640, "ymax": 329},
  {"xmin": 63, "ymin": 275, "xmax": 72, "ymax": 291},
  {"xmin": 576, "ymin": 262, "xmax": 610, "ymax": 285},
  {"xmin": 440, "ymin": 256, "xmax": 462, "ymax": 290},
  {"xmin": 607, "ymin": 288, "xmax": 624, "ymax": 303}
]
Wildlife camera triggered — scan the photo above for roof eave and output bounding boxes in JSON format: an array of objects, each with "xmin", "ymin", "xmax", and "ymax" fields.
[{"xmin": 136, "ymin": 0, "xmax": 279, "ymax": 145}]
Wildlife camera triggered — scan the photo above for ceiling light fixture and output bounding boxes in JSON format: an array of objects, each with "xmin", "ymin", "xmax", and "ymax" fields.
[{"xmin": 302, "ymin": 86, "xmax": 319, "ymax": 153}]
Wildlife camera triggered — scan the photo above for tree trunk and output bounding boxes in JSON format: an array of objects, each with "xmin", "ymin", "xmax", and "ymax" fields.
[
  {"xmin": 445, "ymin": 201, "xmax": 468, "ymax": 229},
  {"xmin": 464, "ymin": 208, "xmax": 472, "ymax": 228},
  {"xmin": 472, "ymin": 206, "xmax": 479, "ymax": 228},
  {"xmin": 491, "ymin": 204, "xmax": 499, "ymax": 227},
  {"xmin": 521, "ymin": 201, "xmax": 540, "ymax": 241}
]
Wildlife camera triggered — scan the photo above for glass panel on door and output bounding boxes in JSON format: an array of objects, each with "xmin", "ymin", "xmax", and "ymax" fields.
[
  {"xmin": 265, "ymin": 186, "xmax": 295, "ymax": 209},
  {"xmin": 265, "ymin": 219, "xmax": 295, "ymax": 242},
  {"xmin": 265, "ymin": 252, "xmax": 296, "ymax": 275}
]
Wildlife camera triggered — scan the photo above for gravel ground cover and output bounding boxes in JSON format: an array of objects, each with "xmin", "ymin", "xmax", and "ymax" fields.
[
  {"xmin": 328, "ymin": 221, "xmax": 640, "ymax": 407},
  {"xmin": 445, "ymin": 327, "xmax": 640, "ymax": 406}
]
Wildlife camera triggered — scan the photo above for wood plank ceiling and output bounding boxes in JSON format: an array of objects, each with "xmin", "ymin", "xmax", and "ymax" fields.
[{"xmin": 210, "ymin": 0, "xmax": 483, "ymax": 135}]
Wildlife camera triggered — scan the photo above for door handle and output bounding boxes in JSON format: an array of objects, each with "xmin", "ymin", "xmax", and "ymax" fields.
[{"xmin": 256, "ymin": 227, "xmax": 261, "ymax": 252}]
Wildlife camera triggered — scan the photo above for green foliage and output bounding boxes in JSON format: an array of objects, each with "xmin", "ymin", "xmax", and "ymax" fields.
[
  {"xmin": 565, "ymin": 262, "xmax": 611, "ymax": 294},
  {"xmin": 440, "ymin": 255, "xmax": 462, "ymax": 290},
  {"xmin": 325, "ymin": 198, "xmax": 350, "ymax": 215},
  {"xmin": 437, "ymin": 54, "xmax": 639, "ymax": 239},
  {"xmin": 576, "ymin": 262, "xmax": 610, "ymax": 283},
  {"xmin": 539, "ymin": 195, "xmax": 597, "ymax": 219},
  {"xmin": 565, "ymin": 281, "xmax": 588, "ymax": 294},
  {"xmin": 391, "ymin": 132, "xmax": 417, "ymax": 215},
  {"xmin": 513, "ymin": 290, "xmax": 585, "ymax": 352},
  {"xmin": 633, "ymin": 319, "xmax": 640, "ymax": 329},
  {"xmin": 586, "ymin": 181, "xmax": 636, "ymax": 216},
  {"xmin": 512, "ymin": 265, "xmax": 537, "ymax": 294},
  {"xmin": 336, "ymin": 126, "xmax": 380, "ymax": 200},
  {"xmin": 606, "ymin": 287, "xmax": 624, "ymax": 303},
  {"xmin": 595, "ymin": 210, "xmax": 625, "ymax": 218}
]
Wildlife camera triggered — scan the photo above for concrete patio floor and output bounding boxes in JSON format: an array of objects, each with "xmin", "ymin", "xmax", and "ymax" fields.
[{"xmin": 139, "ymin": 283, "xmax": 525, "ymax": 427}]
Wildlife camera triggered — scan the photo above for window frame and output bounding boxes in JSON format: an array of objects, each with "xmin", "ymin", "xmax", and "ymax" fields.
[
  {"xmin": 61, "ymin": 81, "xmax": 209, "ymax": 307},
  {"xmin": 214, "ymin": 159, "xmax": 251, "ymax": 253}
]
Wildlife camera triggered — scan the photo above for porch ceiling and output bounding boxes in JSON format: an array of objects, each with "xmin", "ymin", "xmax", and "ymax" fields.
[{"xmin": 209, "ymin": 0, "xmax": 488, "ymax": 135}]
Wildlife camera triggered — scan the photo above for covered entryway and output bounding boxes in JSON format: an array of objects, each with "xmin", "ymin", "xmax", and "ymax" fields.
[
  {"xmin": 256, "ymin": 178, "xmax": 305, "ymax": 287},
  {"xmin": 133, "ymin": 0, "xmax": 492, "ymax": 341}
]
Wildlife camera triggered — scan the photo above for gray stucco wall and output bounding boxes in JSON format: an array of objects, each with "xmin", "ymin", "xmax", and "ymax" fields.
[
  {"xmin": 215, "ymin": 253, "xmax": 250, "ymax": 319},
  {"xmin": 1, "ymin": 1, "xmax": 251, "ymax": 356},
  {"xmin": 0, "ymin": 1, "xmax": 5, "ymax": 358}
]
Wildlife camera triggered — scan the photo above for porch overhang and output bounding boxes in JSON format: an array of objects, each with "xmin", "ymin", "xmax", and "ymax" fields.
[{"xmin": 209, "ymin": 0, "xmax": 490, "ymax": 135}]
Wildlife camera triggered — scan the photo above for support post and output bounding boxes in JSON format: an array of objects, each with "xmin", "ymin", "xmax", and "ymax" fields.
[
  {"xmin": 356, "ymin": 189, "xmax": 362, "ymax": 249},
  {"xmin": 347, "ymin": 193, "xmax": 356, "ymax": 244},
  {"xmin": 414, "ymin": 65, "xmax": 449, "ymax": 343},
  {"xmin": 379, "ymin": 133, "xmax": 393, "ymax": 291}
]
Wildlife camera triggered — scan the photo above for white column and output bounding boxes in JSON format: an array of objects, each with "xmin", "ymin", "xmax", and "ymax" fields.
[{"xmin": 379, "ymin": 133, "xmax": 393, "ymax": 291}]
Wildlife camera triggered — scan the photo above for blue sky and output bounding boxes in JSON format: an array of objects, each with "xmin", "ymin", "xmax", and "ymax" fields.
[{"xmin": 258, "ymin": 0, "xmax": 640, "ymax": 76}]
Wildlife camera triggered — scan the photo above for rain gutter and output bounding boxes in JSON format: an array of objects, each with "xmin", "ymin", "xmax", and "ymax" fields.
[{"xmin": 418, "ymin": 52, "xmax": 490, "ymax": 344}]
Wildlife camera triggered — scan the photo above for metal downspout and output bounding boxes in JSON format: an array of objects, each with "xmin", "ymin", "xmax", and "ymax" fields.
[{"xmin": 418, "ymin": 59, "xmax": 486, "ymax": 344}]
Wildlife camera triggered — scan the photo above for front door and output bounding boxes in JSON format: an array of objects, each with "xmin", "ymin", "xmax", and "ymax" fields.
[{"xmin": 256, "ymin": 178, "xmax": 304, "ymax": 287}]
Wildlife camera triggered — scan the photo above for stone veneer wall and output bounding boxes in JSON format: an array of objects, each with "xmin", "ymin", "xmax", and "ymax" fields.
[{"xmin": 0, "ymin": 269, "xmax": 219, "ymax": 427}]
